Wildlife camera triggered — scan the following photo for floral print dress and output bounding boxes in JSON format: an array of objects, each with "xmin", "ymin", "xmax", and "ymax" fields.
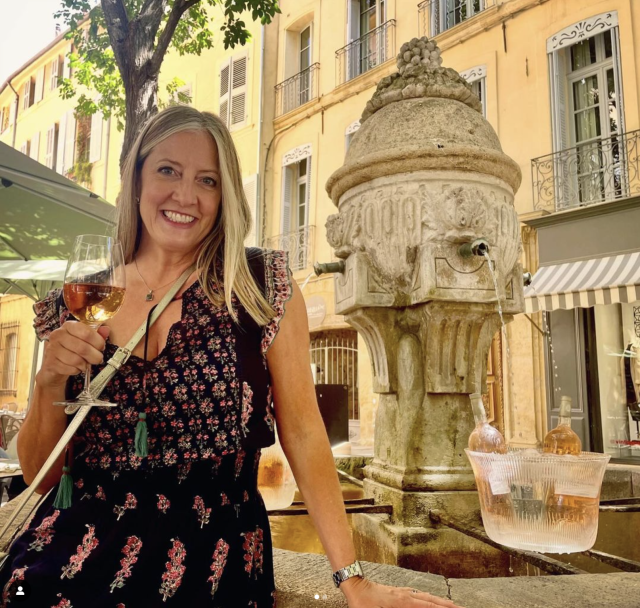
[{"xmin": 0, "ymin": 248, "xmax": 292, "ymax": 608}]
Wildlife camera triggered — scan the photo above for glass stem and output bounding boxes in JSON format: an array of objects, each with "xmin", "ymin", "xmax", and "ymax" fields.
[{"xmin": 83, "ymin": 365, "xmax": 92, "ymax": 397}]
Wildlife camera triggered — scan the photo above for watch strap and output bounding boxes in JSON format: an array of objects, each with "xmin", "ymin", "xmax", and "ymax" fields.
[{"xmin": 332, "ymin": 560, "xmax": 364, "ymax": 588}]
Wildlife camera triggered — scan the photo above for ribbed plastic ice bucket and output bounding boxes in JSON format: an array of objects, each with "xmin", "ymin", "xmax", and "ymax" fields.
[{"xmin": 465, "ymin": 449, "xmax": 610, "ymax": 553}]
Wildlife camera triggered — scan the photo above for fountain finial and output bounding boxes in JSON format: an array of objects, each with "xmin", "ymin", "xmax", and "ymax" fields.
[{"xmin": 360, "ymin": 36, "xmax": 483, "ymax": 123}]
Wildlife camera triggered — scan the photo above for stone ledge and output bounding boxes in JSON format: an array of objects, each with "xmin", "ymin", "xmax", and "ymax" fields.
[{"xmin": 273, "ymin": 549, "xmax": 640, "ymax": 608}]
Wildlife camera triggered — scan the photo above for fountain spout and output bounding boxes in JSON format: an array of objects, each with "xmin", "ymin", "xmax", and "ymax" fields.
[
  {"xmin": 313, "ymin": 261, "xmax": 346, "ymax": 276},
  {"xmin": 523, "ymin": 271, "xmax": 533, "ymax": 287},
  {"xmin": 458, "ymin": 238, "xmax": 490, "ymax": 259}
]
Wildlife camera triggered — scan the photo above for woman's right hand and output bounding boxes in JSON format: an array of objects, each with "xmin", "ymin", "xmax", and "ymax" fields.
[{"xmin": 36, "ymin": 322, "xmax": 110, "ymax": 390}]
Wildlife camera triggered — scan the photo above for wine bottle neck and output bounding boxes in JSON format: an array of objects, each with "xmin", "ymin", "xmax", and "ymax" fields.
[{"xmin": 470, "ymin": 395, "xmax": 487, "ymax": 425}]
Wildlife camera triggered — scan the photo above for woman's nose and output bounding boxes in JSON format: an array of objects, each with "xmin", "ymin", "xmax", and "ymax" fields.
[{"xmin": 174, "ymin": 179, "xmax": 197, "ymax": 207}]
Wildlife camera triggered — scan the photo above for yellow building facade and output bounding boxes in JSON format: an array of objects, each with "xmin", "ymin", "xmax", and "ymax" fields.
[{"xmin": 2, "ymin": 0, "xmax": 640, "ymax": 458}]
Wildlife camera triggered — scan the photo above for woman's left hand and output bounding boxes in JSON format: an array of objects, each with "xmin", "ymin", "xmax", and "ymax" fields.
[{"xmin": 341, "ymin": 577, "xmax": 465, "ymax": 608}]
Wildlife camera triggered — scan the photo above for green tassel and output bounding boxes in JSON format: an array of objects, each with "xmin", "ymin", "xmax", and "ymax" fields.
[
  {"xmin": 135, "ymin": 412, "xmax": 149, "ymax": 458},
  {"xmin": 53, "ymin": 466, "xmax": 73, "ymax": 509}
]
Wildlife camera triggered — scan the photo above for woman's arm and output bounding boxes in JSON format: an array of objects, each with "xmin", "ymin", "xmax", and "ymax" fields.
[{"xmin": 266, "ymin": 281, "xmax": 360, "ymax": 599}]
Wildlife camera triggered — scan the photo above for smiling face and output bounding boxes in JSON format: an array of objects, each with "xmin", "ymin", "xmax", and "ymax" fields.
[{"xmin": 137, "ymin": 129, "xmax": 222, "ymax": 259}]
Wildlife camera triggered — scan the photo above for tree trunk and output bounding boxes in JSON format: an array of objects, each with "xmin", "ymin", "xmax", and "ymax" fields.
[{"xmin": 120, "ymin": 71, "xmax": 159, "ymax": 171}]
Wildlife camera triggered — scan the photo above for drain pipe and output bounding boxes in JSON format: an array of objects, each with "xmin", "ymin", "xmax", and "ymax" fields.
[
  {"xmin": 7, "ymin": 80, "xmax": 19, "ymax": 148},
  {"xmin": 458, "ymin": 238, "xmax": 490, "ymax": 258},
  {"xmin": 102, "ymin": 115, "xmax": 111, "ymax": 199}
]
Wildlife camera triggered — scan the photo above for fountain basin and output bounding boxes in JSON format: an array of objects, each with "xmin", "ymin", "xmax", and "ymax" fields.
[{"xmin": 466, "ymin": 449, "xmax": 611, "ymax": 554}]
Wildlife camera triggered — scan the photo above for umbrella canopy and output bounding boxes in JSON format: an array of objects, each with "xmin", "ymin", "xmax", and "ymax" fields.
[{"xmin": 0, "ymin": 141, "xmax": 115, "ymax": 299}]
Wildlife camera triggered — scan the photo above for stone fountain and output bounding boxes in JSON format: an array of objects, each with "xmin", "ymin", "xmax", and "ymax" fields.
[{"xmin": 324, "ymin": 37, "xmax": 524, "ymax": 578}]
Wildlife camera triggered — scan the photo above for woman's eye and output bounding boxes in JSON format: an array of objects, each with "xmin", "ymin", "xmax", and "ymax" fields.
[
  {"xmin": 202, "ymin": 177, "xmax": 217, "ymax": 187},
  {"xmin": 159, "ymin": 166, "xmax": 175, "ymax": 175}
]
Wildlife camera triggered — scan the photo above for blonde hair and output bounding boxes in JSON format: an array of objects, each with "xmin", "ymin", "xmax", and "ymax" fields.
[{"xmin": 116, "ymin": 105, "xmax": 274, "ymax": 326}]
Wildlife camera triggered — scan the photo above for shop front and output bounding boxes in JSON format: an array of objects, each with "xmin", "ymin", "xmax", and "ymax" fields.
[{"xmin": 524, "ymin": 197, "xmax": 640, "ymax": 464}]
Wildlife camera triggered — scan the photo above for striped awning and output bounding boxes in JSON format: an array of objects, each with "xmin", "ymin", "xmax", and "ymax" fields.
[{"xmin": 524, "ymin": 252, "xmax": 640, "ymax": 313}]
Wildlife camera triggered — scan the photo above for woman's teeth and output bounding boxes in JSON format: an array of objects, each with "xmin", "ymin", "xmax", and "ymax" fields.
[{"xmin": 163, "ymin": 210, "xmax": 195, "ymax": 224}]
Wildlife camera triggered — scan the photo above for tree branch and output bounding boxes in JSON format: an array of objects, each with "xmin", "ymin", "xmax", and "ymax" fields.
[
  {"xmin": 101, "ymin": 0, "xmax": 131, "ymax": 72},
  {"xmin": 151, "ymin": 0, "xmax": 201, "ymax": 74}
]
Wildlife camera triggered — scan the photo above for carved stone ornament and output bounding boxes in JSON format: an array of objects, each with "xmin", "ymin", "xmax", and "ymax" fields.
[
  {"xmin": 546, "ymin": 11, "xmax": 618, "ymax": 53},
  {"xmin": 459, "ymin": 64, "xmax": 487, "ymax": 85},
  {"xmin": 282, "ymin": 143, "xmax": 312, "ymax": 167}
]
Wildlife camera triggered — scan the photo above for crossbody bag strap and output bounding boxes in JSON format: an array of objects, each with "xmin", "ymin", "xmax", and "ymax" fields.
[{"xmin": 0, "ymin": 265, "xmax": 196, "ymax": 556}]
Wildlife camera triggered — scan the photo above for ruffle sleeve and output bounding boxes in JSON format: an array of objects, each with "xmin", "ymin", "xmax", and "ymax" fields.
[
  {"xmin": 33, "ymin": 288, "xmax": 69, "ymax": 341},
  {"xmin": 260, "ymin": 249, "xmax": 293, "ymax": 355}
]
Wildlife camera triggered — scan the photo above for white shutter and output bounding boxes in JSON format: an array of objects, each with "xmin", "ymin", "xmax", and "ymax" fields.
[
  {"xmin": 63, "ymin": 49, "xmax": 72, "ymax": 79},
  {"xmin": 8, "ymin": 99, "xmax": 16, "ymax": 126},
  {"xmin": 22, "ymin": 81, "xmax": 30, "ymax": 111},
  {"xmin": 30, "ymin": 132, "xmax": 40, "ymax": 161},
  {"xmin": 347, "ymin": 0, "xmax": 360, "ymax": 40},
  {"xmin": 45, "ymin": 125, "xmax": 57, "ymax": 169},
  {"xmin": 219, "ymin": 59, "xmax": 231, "ymax": 126},
  {"xmin": 19, "ymin": 142, "xmax": 28, "ymax": 155},
  {"xmin": 611, "ymin": 27, "xmax": 626, "ymax": 134},
  {"xmin": 35, "ymin": 68, "xmax": 45, "ymax": 103},
  {"xmin": 281, "ymin": 166, "xmax": 293, "ymax": 234},
  {"xmin": 303, "ymin": 156, "xmax": 311, "ymax": 226},
  {"xmin": 63, "ymin": 111, "xmax": 76, "ymax": 174},
  {"xmin": 549, "ymin": 49, "xmax": 571, "ymax": 208},
  {"xmin": 50, "ymin": 58, "xmax": 59, "ymax": 90},
  {"xmin": 243, "ymin": 174, "xmax": 259, "ymax": 247},
  {"xmin": 230, "ymin": 55, "xmax": 247, "ymax": 127},
  {"xmin": 55, "ymin": 113, "xmax": 67, "ymax": 173},
  {"xmin": 89, "ymin": 111, "xmax": 103, "ymax": 162}
]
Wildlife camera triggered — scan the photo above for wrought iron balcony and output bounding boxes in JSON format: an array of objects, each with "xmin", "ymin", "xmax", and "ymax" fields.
[
  {"xmin": 418, "ymin": 0, "xmax": 496, "ymax": 38},
  {"xmin": 266, "ymin": 226, "xmax": 315, "ymax": 272},
  {"xmin": 335, "ymin": 20, "xmax": 395, "ymax": 86},
  {"xmin": 531, "ymin": 130, "xmax": 640, "ymax": 213},
  {"xmin": 275, "ymin": 63, "xmax": 320, "ymax": 117}
]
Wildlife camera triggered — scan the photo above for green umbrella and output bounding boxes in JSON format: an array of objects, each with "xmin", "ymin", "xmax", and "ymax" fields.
[{"xmin": 0, "ymin": 140, "xmax": 115, "ymax": 300}]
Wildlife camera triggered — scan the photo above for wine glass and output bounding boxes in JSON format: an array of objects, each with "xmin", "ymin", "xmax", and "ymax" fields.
[{"xmin": 53, "ymin": 235, "xmax": 126, "ymax": 409}]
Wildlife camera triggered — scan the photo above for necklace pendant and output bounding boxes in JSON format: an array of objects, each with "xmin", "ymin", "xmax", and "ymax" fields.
[{"xmin": 146, "ymin": 290, "xmax": 154, "ymax": 302}]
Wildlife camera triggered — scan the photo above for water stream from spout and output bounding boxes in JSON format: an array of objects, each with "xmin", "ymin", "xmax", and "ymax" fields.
[
  {"xmin": 300, "ymin": 272, "xmax": 315, "ymax": 292},
  {"xmin": 483, "ymin": 252, "xmax": 510, "ymax": 361}
]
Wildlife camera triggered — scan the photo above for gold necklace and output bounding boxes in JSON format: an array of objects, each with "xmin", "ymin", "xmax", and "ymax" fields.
[{"xmin": 134, "ymin": 258, "xmax": 187, "ymax": 301}]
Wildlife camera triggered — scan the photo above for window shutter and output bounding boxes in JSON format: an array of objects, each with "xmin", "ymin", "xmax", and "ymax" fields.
[
  {"xmin": 64, "ymin": 111, "xmax": 76, "ymax": 174},
  {"xmin": 230, "ymin": 56, "xmax": 247, "ymax": 127},
  {"xmin": 610, "ymin": 27, "xmax": 626, "ymax": 134},
  {"xmin": 56, "ymin": 114, "xmax": 67, "ymax": 173},
  {"xmin": 30, "ymin": 132, "xmax": 40, "ymax": 161},
  {"xmin": 50, "ymin": 58, "xmax": 59, "ymax": 90},
  {"xmin": 89, "ymin": 111, "xmax": 103, "ymax": 162},
  {"xmin": 303, "ymin": 156, "xmax": 311, "ymax": 226},
  {"xmin": 45, "ymin": 125, "xmax": 57, "ymax": 169},
  {"xmin": 63, "ymin": 49, "xmax": 72, "ymax": 79},
  {"xmin": 219, "ymin": 59, "xmax": 231, "ymax": 126},
  {"xmin": 35, "ymin": 67, "xmax": 45, "ymax": 103},
  {"xmin": 22, "ymin": 81, "xmax": 30, "ymax": 111},
  {"xmin": 243, "ymin": 174, "xmax": 259, "ymax": 247},
  {"xmin": 549, "ymin": 50, "xmax": 571, "ymax": 208},
  {"xmin": 19, "ymin": 142, "xmax": 28, "ymax": 156},
  {"xmin": 281, "ymin": 166, "xmax": 293, "ymax": 234}
]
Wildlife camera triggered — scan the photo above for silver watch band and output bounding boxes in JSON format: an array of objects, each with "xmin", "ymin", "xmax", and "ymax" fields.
[{"xmin": 332, "ymin": 560, "xmax": 364, "ymax": 588}]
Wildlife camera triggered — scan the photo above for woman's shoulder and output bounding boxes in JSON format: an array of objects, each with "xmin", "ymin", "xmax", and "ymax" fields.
[{"xmin": 33, "ymin": 287, "xmax": 70, "ymax": 341}]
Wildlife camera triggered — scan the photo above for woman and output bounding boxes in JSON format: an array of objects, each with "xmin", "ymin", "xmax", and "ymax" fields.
[{"xmin": 0, "ymin": 106, "xmax": 461, "ymax": 608}]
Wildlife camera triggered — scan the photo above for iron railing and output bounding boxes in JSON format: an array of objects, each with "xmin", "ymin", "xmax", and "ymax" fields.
[
  {"xmin": 266, "ymin": 225, "xmax": 315, "ymax": 272},
  {"xmin": 336, "ymin": 20, "xmax": 395, "ymax": 86},
  {"xmin": 531, "ymin": 130, "xmax": 640, "ymax": 213},
  {"xmin": 418, "ymin": 0, "xmax": 496, "ymax": 38},
  {"xmin": 275, "ymin": 63, "xmax": 320, "ymax": 117}
]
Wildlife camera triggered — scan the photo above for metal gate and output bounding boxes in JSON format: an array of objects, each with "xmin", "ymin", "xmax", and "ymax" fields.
[{"xmin": 309, "ymin": 330, "xmax": 359, "ymax": 420}]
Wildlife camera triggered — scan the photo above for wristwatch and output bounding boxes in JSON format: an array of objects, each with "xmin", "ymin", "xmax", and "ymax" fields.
[{"xmin": 332, "ymin": 560, "xmax": 364, "ymax": 588}]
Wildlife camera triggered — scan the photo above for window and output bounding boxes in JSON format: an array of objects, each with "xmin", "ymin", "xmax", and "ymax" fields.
[
  {"xmin": 89, "ymin": 111, "xmax": 103, "ymax": 163},
  {"xmin": 299, "ymin": 26, "xmax": 312, "ymax": 106},
  {"xmin": 19, "ymin": 141, "xmax": 30, "ymax": 157},
  {"xmin": 21, "ymin": 77, "xmax": 35, "ymax": 112},
  {"xmin": 56, "ymin": 110, "xmax": 76, "ymax": 175},
  {"xmin": 346, "ymin": 0, "xmax": 388, "ymax": 79},
  {"xmin": 460, "ymin": 65, "xmax": 487, "ymax": 118},
  {"xmin": 345, "ymin": 119, "xmax": 361, "ymax": 153},
  {"xmin": 547, "ymin": 13, "xmax": 625, "ymax": 210},
  {"xmin": 280, "ymin": 146, "xmax": 312, "ymax": 270},
  {"xmin": 45, "ymin": 124, "xmax": 59, "ymax": 169},
  {"xmin": 0, "ymin": 106, "xmax": 9, "ymax": 133},
  {"xmin": 0, "ymin": 324, "xmax": 19, "ymax": 394},
  {"xmin": 219, "ymin": 55, "xmax": 247, "ymax": 129},
  {"xmin": 49, "ymin": 55, "xmax": 63, "ymax": 91}
]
